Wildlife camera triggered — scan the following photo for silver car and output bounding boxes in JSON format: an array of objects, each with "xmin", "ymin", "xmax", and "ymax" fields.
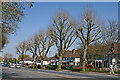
[
  {"xmin": 16, "ymin": 64, "xmax": 20, "ymax": 68},
  {"xmin": 9, "ymin": 64, "xmax": 14, "ymax": 68}
]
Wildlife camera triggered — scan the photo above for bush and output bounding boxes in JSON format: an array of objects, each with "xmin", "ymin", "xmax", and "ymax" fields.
[
  {"xmin": 45, "ymin": 65, "xmax": 49, "ymax": 69},
  {"xmin": 72, "ymin": 66, "xmax": 82, "ymax": 72},
  {"xmin": 48, "ymin": 65, "xmax": 54, "ymax": 70},
  {"xmin": 48, "ymin": 65, "xmax": 58, "ymax": 70},
  {"xmin": 86, "ymin": 64, "xmax": 93, "ymax": 71},
  {"xmin": 118, "ymin": 70, "xmax": 120, "ymax": 74},
  {"xmin": 37, "ymin": 65, "xmax": 41, "ymax": 69},
  {"xmin": 65, "ymin": 66, "xmax": 74, "ymax": 71},
  {"xmin": 61, "ymin": 65, "xmax": 67, "ymax": 69},
  {"xmin": 66, "ymin": 66, "xmax": 70, "ymax": 70}
]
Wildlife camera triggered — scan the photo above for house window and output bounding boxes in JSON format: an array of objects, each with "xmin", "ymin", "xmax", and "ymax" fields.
[
  {"xmin": 67, "ymin": 58, "xmax": 68, "ymax": 60},
  {"xmin": 63, "ymin": 58, "xmax": 65, "ymax": 61},
  {"xmin": 65, "ymin": 58, "xmax": 66, "ymax": 60}
]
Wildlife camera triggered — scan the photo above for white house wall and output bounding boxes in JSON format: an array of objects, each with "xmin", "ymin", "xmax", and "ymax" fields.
[
  {"xmin": 75, "ymin": 58, "xmax": 80, "ymax": 62},
  {"xmin": 43, "ymin": 61, "xmax": 50, "ymax": 65},
  {"xmin": 75, "ymin": 58, "xmax": 80, "ymax": 66}
]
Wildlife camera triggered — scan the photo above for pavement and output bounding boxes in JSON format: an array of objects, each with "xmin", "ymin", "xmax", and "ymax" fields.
[{"xmin": 1, "ymin": 66, "xmax": 120, "ymax": 80}]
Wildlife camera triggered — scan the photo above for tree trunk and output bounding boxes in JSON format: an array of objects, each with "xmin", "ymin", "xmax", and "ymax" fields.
[
  {"xmin": 33, "ymin": 55, "xmax": 37, "ymax": 68},
  {"xmin": 82, "ymin": 44, "xmax": 88, "ymax": 72},
  {"xmin": 21, "ymin": 53, "xmax": 24, "ymax": 67},
  {"xmin": 0, "ymin": 27, "xmax": 2, "ymax": 50},
  {"xmin": 57, "ymin": 55, "xmax": 62, "ymax": 70},
  {"xmin": 41, "ymin": 59, "xmax": 44, "ymax": 69},
  {"xmin": 102, "ymin": 59, "xmax": 104, "ymax": 71}
]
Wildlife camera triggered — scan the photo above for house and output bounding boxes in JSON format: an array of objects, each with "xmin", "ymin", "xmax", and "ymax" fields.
[
  {"xmin": 40, "ymin": 57, "xmax": 50, "ymax": 66},
  {"xmin": 50, "ymin": 53, "xmax": 58, "ymax": 65},
  {"xmin": 50, "ymin": 49, "xmax": 82, "ymax": 66},
  {"xmin": 91, "ymin": 42, "xmax": 120, "ymax": 68},
  {"xmin": 107, "ymin": 42, "xmax": 120, "ymax": 68},
  {"xmin": 22, "ymin": 57, "xmax": 34, "ymax": 64},
  {"xmin": 22, "ymin": 56, "xmax": 50, "ymax": 66}
]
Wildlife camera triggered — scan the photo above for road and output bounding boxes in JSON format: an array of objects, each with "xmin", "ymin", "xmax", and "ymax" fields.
[{"xmin": 2, "ymin": 67, "xmax": 119, "ymax": 80}]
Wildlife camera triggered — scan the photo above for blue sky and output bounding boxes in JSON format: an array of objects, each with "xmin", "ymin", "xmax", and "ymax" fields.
[{"xmin": 1, "ymin": 2, "xmax": 118, "ymax": 58}]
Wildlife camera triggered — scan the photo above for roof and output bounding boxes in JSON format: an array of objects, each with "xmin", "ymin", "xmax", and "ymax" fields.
[
  {"xmin": 44, "ymin": 57, "xmax": 50, "ymax": 61},
  {"xmin": 23, "ymin": 57, "xmax": 33, "ymax": 61},
  {"xmin": 50, "ymin": 56, "xmax": 56, "ymax": 60},
  {"xmin": 37, "ymin": 56, "xmax": 50, "ymax": 61},
  {"xmin": 63, "ymin": 49, "xmax": 82, "ymax": 57},
  {"xmin": 50, "ymin": 49, "xmax": 82, "ymax": 59},
  {"xmin": 50, "ymin": 53, "xmax": 59, "ymax": 60},
  {"xmin": 88, "ymin": 42, "xmax": 120, "ymax": 55},
  {"xmin": 112, "ymin": 42, "xmax": 120, "ymax": 54}
]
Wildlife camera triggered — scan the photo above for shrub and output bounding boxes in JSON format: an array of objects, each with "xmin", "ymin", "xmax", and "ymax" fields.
[
  {"xmin": 66, "ymin": 66, "xmax": 70, "ymax": 70},
  {"xmin": 73, "ymin": 66, "xmax": 82, "ymax": 72},
  {"xmin": 48, "ymin": 65, "xmax": 55, "ymax": 70},
  {"xmin": 37, "ymin": 65, "xmax": 41, "ymax": 69},
  {"xmin": 61, "ymin": 65, "xmax": 67, "ymax": 69},
  {"xmin": 118, "ymin": 70, "xmax": 120, "ymax": 74},
  {"xmin": 86, "ymin": 64, "xmax": 93, "ymax": 71},
  {"xmin": 48, "ymin": 65, "xmax": 58, "ymax": 70}
]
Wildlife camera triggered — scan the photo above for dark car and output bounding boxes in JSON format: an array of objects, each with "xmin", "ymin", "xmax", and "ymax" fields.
[
  {"xmin": 4, "ymin": 64, "xmax": 8, "ymax": 67},
  {"xmin": 1, "ymin": 63, "xmax": 5, "ymax": 66}
]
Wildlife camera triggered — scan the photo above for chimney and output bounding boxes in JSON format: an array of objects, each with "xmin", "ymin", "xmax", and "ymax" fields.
[{"xmin": 72, "ymin": 49, "xmax": 75, "ymax": 54}]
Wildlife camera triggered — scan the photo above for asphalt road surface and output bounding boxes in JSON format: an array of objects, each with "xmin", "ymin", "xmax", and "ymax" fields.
[{"xmin": 2, "ymin": 67, "xmax": 119, "ymax": 80}]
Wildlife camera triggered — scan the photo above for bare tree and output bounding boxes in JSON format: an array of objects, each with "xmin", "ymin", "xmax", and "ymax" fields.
[
  {"xmin": 103, "ymin": 19, "xmax": 118, "ymax": 44},
  {"xmin": 50, "ymin": 11, "xmax": 77, "ymax": 70},
  {"xmin": 103, "ymin": 19, "xmax": 118, "ymax": 66},
  {"xmin": 4, "ymin": 52, "xmax": 13, "ymax": 63},
  {"xmin": 4, "ymin": 53, "xmax": 9, "ymax": 63},
  {"xmin": 76, "ymin": 7, "xmax": 103, "ymax": 72},
  {"xmin": 37, "ymin": 31, "xmax": 54, "ymax": 69},
  {"xmin": 16, "ymin": 40, "xmax": 28, "ymax": 66},
  {"xmin": 27, "ymin": 36, "xmax": 38, "ymax": 68}
]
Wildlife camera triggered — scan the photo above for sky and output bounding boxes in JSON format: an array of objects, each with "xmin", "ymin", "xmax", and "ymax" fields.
[{"xmin": 1, "ymin": 2, "xmax": 118, "ymax": 58}]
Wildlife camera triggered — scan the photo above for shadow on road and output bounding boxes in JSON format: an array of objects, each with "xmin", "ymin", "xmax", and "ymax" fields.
[{"xmin": 2, "ymin": 72, "xmax": 19, "ymax": 79}]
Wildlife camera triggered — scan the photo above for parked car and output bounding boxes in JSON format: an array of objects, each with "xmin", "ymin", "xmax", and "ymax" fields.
[
  {"xmin": 9, "ymin": 64, "xmax": 14, "ymax": 68},
  {"xmin": 16, "ymin": 64, "xmax": 20, "ymax": 68},
  {"xmin": 28, "ymin": 64, "xmax": 33, "ymax": 68},
  {"xmin": 1, "ymin": 63, "xmax": 5, "ymax": 66},
  {"xmin": 4, "ymin": 63, "xmax": 9, "ymax": 67},
  {"xmin": 1, "ymin": 62, "xmax": 5, "ymax": 66},
  {"xmin": 8, "ymin": 64, "xmax": 10, "ymax": 67}
]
